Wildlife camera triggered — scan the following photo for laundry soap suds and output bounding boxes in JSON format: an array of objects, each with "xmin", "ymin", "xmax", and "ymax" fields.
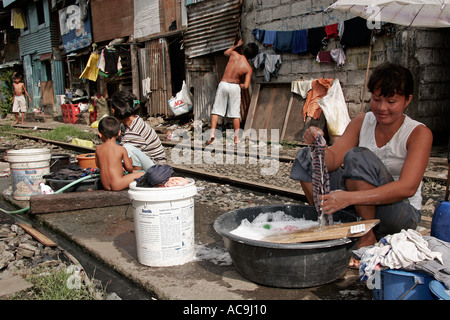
[{"xmin": 230, "ymin": 211, "xmax": 319, "ymax": 241}]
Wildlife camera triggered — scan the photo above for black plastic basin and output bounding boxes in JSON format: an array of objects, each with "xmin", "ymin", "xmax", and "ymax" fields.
[{"xmin": 214, "ymin": 204, "xmax": 360, "ymax": 288}]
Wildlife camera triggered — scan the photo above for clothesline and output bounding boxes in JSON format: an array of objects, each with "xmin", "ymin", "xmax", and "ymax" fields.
[{"xmin": 252, "ymin": 17, "xmax": 373, "ymax": 56}]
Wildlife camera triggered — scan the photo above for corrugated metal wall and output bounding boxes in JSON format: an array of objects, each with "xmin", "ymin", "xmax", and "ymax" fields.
[
  {"xmin": 18, "ymin": 24, "xmax": 59, "ymax": 57},
  {"xmin": 184, "ymin": 0, "xmax": 241, "ymax": 59},
  {"xmin": 138, "ymin": 38, "xmax": 172, "ymax": 116}
]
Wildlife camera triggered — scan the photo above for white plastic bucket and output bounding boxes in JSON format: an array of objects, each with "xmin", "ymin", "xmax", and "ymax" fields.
[
  {"xmin": 128, "ymin": 179, "xmax": 197, "ymax": 267},
  {"xmin": 7, "ymin": 148, "xmax": 51, "ymax": 200}
]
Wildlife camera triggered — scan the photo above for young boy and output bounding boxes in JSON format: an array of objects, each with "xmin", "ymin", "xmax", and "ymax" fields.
[
  {"xmin": 95, "ymin": 116, "xmax": 145, "ymax": 191},
  {"xmin": 12, "ymin": 73, "xmax": 32, "ymax": 125}
]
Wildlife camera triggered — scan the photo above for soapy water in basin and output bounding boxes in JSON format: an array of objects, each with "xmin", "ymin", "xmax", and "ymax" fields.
[{"xmin": 230, "ymin": 211, "xmax": 319, "ymax": 241}]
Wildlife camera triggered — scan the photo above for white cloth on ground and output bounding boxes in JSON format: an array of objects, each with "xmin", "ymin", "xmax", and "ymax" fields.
[{"xmin": 356, "ymin": 229, "xmax": 444, "ymax": 285}]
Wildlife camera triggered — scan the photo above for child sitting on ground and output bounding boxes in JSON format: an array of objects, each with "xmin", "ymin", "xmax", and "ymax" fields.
[{"xmin": 95, "ymin": 116, "xmax": 145, "ymax": 191}]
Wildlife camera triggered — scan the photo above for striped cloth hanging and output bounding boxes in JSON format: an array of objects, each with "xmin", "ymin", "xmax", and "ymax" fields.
[{"xmin": 311, "ymin": 134, "xmax": 333, "ymax": 226}]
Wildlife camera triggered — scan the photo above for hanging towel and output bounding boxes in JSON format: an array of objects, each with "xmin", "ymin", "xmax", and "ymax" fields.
[
  {"xmin": 307, "ymin": 27, "xmax": 327, "ymax": 56},
  {"xmin": 340, "ymin": 17, "xmax": 372, "ymax": 48},
  {"xmin": 292, "ymin": 30, "xmax": 308, "ymax": 54},
  {"xmin": 325, "ymin": 23, "xmax": 339, "ymax": 39},
  {"xmin": 80, "ymin": 52, "xmax": 100, "ymax": 81},
  {"xmin": 274, "ymin": 31, "xmax": 294, "ymax": 53},
  {"xmin": 302, "ymin": 78, "xmax": 333, "ymax": 121},
  {"xmin": 330, "ymin": 48, "xmax": 346, "ymax": 68},
  {"xmin": 263, "ymin": 30, "xmax": 276, "ymax": 47},
  {"xmin": 316, "ymin": 51, "xmax": 332, "ymax": 64},
  {"xmin": 311, "ymin": 134, "xmax": 332, "ymax": 226},
  {"xmin": 251, "ymin": 28, "xmax": 265, "ymax": 43},
  {"xmin": 291, "ymin": 80, "xmax": 312, "ymax": 99}
]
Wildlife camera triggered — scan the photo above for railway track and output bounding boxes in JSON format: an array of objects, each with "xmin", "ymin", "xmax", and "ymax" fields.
[{"xmin": 4, "ymin": 129, "xmax": 307, "ymax": 202}]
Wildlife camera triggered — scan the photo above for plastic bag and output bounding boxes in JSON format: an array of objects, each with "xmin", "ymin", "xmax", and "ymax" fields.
[
  {"xmin": 168, "ymin": 81, "xmax": 193, "ymax": 116},
  {"xmin": 318, "ymin": 79, "xmax": 350, "ymax": 137}
]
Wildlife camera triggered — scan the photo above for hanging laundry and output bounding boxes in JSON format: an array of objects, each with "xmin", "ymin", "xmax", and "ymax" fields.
[
  {"xmin": 292, "ymin": 30, "xmax": 308, "ymax": 54},
  {"xmin": 291, "ymin": 80, "xmax": 312, "ymax": 99},
  {"xmin": 97, "ymin": 46, "xmax": 123, "ymax": 77},
  {"xmin": 340, "ymin": 17, "xmax": 372, "ymax": 48},
  {"xmin": 252, "ymin": 52, "xmax": 266, "ymax": 69},
  {"xmin": 274, "ymin": 31, "xmax": 294, "ymax": 53},
  {"xmin": 330, "ymin": 48, "xmax": 346, "ymax": 68},
  {"xmin": 251, "ymin": 28, "xmax": 265, "ymax": 43},
  {"xmin": 80, "ymin": 52, "xmax": 100, "ymax": 81},
  {"xmin": 302, "ymin": 78, "xmax": 333, "ymax": 121},
  {"xmin": 253, "ymin": 53, "xmax": 282, "ymax": 82},
  {"xmin": 318, "ymin": 79, "xmax": 351, "ymax": 137},
  {"xmin": 311, "ymin": 134, "xmax": 332, "ymax": 226},
  {"xmin": 11, "ymin": 8, "xmax": 26, "ymax": 29},
  {"xmin": 316, "ymin": 51, "xmax": 332, "ymax": 64},
  {"xmin": 307, "ymin": 27, "xmax": 327, "ymax": 56},
  {"xmin": 263, "ymin": 54, "xmax": 282, "ymax": 82},
  {"xmin": 325, "ymin": 23, "xmax": 339, "ymax": 39},
  {"xmin": 263, "ymin": 30, "xmax": 276, "ymax": 47}
]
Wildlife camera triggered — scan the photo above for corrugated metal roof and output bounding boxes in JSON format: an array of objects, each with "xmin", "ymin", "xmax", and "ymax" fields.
[{"xmin": 184, "ymin": 0, "xmax": 241, "ymax": 59}]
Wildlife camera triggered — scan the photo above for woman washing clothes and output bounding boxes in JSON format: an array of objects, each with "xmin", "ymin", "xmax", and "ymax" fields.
[
  {"xmin": 290, "ymin": 63, "xmax": 433, "ymax": 268},
  {"xmin": 110, "ymin": 90, "xmax": 166, "ymax": 170}
]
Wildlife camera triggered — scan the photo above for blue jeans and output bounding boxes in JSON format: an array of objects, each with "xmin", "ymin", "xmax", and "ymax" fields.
[
  {"xmin": 123, "ymin": 143, "xmax": 155, "ymax": 171},
  {"xmin": 290, "ymin": 146, "xmax": 421, "ymax": 240}
]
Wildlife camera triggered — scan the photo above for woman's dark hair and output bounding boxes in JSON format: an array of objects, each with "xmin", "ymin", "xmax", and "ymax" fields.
[
  {"xmin": 98, "ymin": 116, "xmax": 120, "ymax": 139},
  {"xmin": 110, "ymin": 90, "xmax": 141, "ymax": 120},
  {"xmin": 243, "ymin": 43, "xmax": 259, "ymax": 60},
  {"xmin": 368, "ymin": 63, "xmax": 414, "ymax": 97}
]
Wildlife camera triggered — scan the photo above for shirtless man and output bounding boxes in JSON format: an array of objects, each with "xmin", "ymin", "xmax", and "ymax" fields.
[
  {"xmin": 208, "ymin": 39, "xmax": 258, "ymax": 144},
  {"xmin": 95, "ymin": 116, "xmax": 145, "ymax": 191},
  {"xmin": 12, "ymin": 73, "xmax": 32, "ymax": 125}
]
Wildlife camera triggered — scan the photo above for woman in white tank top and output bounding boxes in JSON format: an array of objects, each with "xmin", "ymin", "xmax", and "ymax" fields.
[{"xmin": 293, "ymin": 63, "xmax": 433, "ymax": 267}]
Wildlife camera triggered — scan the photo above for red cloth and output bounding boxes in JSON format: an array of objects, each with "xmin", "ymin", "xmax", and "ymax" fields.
[{"xmin": 325, "ymin": 23, "xmax": 338, "ymax": 39}]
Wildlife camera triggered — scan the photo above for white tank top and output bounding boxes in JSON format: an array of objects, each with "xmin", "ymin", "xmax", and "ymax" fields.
[{"xmin": 359, "ymin": 112, "xmax": 424, "ymax": 210}]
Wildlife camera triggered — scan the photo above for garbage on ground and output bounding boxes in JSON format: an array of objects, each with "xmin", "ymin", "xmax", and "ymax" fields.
[{"xmin": 71, "ymin": 138, "xmax": 94, "ymax": 148}]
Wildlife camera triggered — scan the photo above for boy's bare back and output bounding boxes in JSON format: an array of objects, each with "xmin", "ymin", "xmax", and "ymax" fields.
[{"xmin": 95, "ymin": 141, "xmax": 144, "ymax": 191}]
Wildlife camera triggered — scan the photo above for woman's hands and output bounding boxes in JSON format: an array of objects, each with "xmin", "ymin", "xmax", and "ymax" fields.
[
  {"xmin": 319, "ymin": 190, "xmax": 351, "ymax": 215},
  {"xmin": 303, "ymin": 126, "xmax": 325, "ymax": 144}
]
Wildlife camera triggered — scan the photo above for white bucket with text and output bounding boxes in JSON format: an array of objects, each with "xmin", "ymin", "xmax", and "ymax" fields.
[
  {"xmin": 128, "ymin": 179, "xmax": 197, "ymax": 267},
  {"xmin": 7, "ymin": 148, "xmax": 51, "ymax": 200}
]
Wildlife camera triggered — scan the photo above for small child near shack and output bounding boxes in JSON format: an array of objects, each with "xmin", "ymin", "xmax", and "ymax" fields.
[
  {"xmin": 12, "ymin": 73, "xmax": 32, "ymax": 125},
  {"xmin": 95, "ymin": 116, "xmax": 145, "ymax": 191}
]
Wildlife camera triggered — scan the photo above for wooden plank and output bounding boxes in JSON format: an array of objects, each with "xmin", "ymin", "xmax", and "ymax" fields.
[
  {"xmin": 243, "ymin": 83, "xmax": 260, "ymax": 134},
  {"xmin": 261, "ymin": 219, "xmax": 380, "ymax": 244},
  {"xmin": 17, "ymin": 223, "xmax": 57, "ymax": 247},
  {"xmin": 29, "ymin": 190, "xmax": 131, "ymax": 214},
  {"xmin": 281, "ymin": 95, "xmax": 294, "ymax": 141}
]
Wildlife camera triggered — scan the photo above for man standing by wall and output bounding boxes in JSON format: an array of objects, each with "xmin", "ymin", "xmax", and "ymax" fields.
[{"xmin": 207, "ymin": 39, "xmax": 258, "ymax": 144}]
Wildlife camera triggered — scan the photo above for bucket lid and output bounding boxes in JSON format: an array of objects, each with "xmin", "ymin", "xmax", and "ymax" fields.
[
  {"xmin": 128, "ymin": 179, "xmax": 197, "ymax": 202},
  {"xmin": 7, "ymin": 148, "xmax": 51, "ymax": 162}
]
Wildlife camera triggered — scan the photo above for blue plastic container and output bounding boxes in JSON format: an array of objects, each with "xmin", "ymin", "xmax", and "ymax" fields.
[
  {"xmin": 373, "ymin": 269, "xmax": 435, "ymax": 300},
  {"xmin": 431, "ymin": 201, "xmax": 450, "ymax": 242}
]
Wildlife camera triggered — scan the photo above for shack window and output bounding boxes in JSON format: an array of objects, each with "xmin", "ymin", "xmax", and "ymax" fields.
[{"xmin": 36, "ymin": 0, "xmax": 45, "ymax": 26}]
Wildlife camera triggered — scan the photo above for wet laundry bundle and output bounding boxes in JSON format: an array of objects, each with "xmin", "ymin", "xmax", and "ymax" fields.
[{"xmin": 134, "ymin": 164, "xmax": 189, "ymax": 188}]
